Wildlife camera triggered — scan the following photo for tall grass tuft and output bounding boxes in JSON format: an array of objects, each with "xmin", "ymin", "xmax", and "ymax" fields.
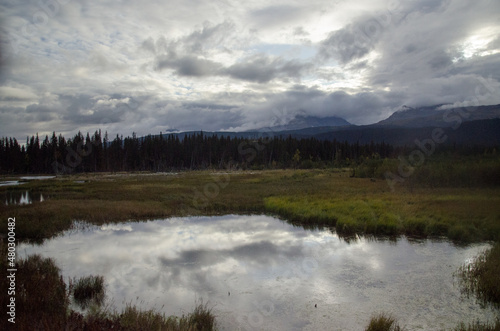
[
  {"xmin": 114, "ymin": 301, "xmax": 216, "ymax": 330},
  {"xmin": 454, "ymin": 319, "xmax": 500, "ymax": 331},
  {"xmin": 456, "ymin": 243, "xmax": 500, "ymax": 308},
  {"xmin": 365, "ymin": 313, "xmax": 404, "ymax": 331},
  {"xmin": 72, "ymin": 275, "xmax": 105, "ymax": 309},
  {"xmin": 188, "ymin": 300, "xmax": 217, "ymax": 330}
]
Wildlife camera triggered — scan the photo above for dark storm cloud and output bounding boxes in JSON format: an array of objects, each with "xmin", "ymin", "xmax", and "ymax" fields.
[
  {"xmin": 224, "ymin": 54, "xmax": 311, "ymax": 83},
  {"xmin": 449, "ymin": 54, "xmax": 500, "ymax": 81},
  {"xmin": 150, "ymin": 21, "xmax": 235, "ymax": 58},
  {"xmin": 161, "ymin": 104, "xmax": 244, "ymax": 131},
  {"xmin": 22, "ymin": 94, "xmax": 142, "ymax": 127},
  {"xmin": 183, "ymin": 20, "xmax": 236, "ymax": 53},
  {"xmin": 318, "ymin": 22, "xmax": 377, "ymax": 64},
  {"xmin": 147, "ymin": 19, "xmax": 312, "ymax": 82},
  {"xmin": 155, "ymin": 54, "xmax": 222, "ymax": 77},
  {"xmin": 150, "ymin": 30, "xmax": 312, "ymax": 82},
  {"xmin": 24, "ymin": 104, "xmax": 56, "ymax": 122},
  {"xmin": 233, "ymin": 85, "xmax": 399, "ymax": 128}
]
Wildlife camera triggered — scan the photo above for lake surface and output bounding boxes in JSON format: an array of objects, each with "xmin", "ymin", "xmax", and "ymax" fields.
[{"xmin": 18, "ymin": 215, "xmax": 497, "ymax": 330}]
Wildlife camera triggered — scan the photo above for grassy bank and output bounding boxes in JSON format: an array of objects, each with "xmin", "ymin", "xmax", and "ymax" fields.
[
  {"xmin": 2, "ymin": 169, "xmax": 499, "ymax": 243},
  {"xmin": 0, "ymin": 252, "xmax": 216, "ymax": 330}
]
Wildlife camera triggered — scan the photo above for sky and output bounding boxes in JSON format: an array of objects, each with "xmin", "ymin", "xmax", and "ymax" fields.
[{"xmin": 1, "ymin": 0, "xmax": 500, "ymax": 140}]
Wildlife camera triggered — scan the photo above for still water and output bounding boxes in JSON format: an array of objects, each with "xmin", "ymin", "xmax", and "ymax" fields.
[{"xmin": 18, "ymin": 215, "xmax": 497, "ymax": 330}]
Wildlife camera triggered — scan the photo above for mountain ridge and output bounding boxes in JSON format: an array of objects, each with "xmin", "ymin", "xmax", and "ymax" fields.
[{"xmin": 153, "ymin": 104, "xmax": 500, "ymax": 147}]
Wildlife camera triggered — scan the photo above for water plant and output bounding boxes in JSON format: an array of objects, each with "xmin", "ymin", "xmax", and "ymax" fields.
[
  {"xmin": 454, "ymin": 319, "xmax": 500, "ymax": 331},
  {"xmin": 456, "ymin": 243, "xmax": 500, "ymax": 308},
  {"xmin": 0, "ymin": 252, "xmax": 217, "ymax": 330},
  {"xmin": 364, "ymin": 313, "xmax": 404, "ymax": 331},
  {"xmin": 72, "ymin": 275, "xmax": 105, "ymax": 309}
]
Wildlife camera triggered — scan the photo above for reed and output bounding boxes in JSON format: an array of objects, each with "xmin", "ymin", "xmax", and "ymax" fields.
[
  {"xmin": 456, "ymin": 243, "xmax": 500, "ymax": 308},
  {"xmin": 364, "ymin": 313, "xmax": 403, "ymax": 331},
  {"xmin": 454, "ymin": 320, "xmax": 500, "ymax": 331},
  {"xmin": 72, "ymin": 275, "xmax": 105, "ymax": 309}
]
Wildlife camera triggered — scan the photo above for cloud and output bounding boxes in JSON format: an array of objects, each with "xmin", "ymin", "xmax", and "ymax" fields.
[
  {"xmin": 318, "ymin": 20, "xmax": 380, "ymax": 64},
  {"xmin": 155, "ymin": 55, "xmax": 222, "ymax": 77},
  {"xmin": 224, "ymin": 54, "xmax": 311, "ymax": 83},
  {"xmin": 0, "ymin": 0, "xmax": 499, "ymax": 140},
  {"xmin": 0, "ymin": 86, "xmax": 38, "ymax": 101},
  {"xmin": 249, "ymin": 5, "xmax": 304, "ymax": 29}
]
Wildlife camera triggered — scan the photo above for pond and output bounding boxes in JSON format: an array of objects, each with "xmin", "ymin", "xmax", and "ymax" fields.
[
  {"xmin": 0, "ymin": 175, "xmax": 56, "ymax": 187},
  {"xmin": 18, "ymin": 215, "xmax": 497, "ymax": 330}
]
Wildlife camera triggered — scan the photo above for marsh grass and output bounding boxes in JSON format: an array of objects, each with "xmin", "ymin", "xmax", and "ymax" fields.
[
  {"xmin": 2, "ymin": 170, "xmax": 498, "ymax": 329},
  {"xmin": 454, "ymin": 319, "xmax": 500, "ymax": 331},
  {"xmin": 0, "ymin": 251, "xmax": 216, "ymax": 330},
  {"xmin": 114, "ymin": 300, "xmax": 216, "ymax": 330},
  {"xmin": 365, "ymin": 313, "xmax": 404, "ymax": 331},
  {"xmin": 72, "ymin": 275, "xmax": 105, "ymax": 309},
  {"xmin": 2, "ymin": 170, "xmax": 499, "ymax": 243},
  {"xmin": 456, "ymin": 243, "xmax": 500, "ymax": 308},
  {"xmin": 0, "ymin": 253, "xmax": 69, "ymax": 329},
  {"xmin": 264, "ymin": 193, "xmax": 500, "ymax": 242}
]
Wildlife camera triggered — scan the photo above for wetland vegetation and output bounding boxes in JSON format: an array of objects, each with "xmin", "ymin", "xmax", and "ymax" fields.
[
  {"xmin": 0, "ymin": 252, "xmax": 217, "ymax": 330},
  {"xmin": 1, "ymin": 166, "xmax": 499, "ymax": 243},
  {"xmin": 1, "ymin": 154, "xmax": 499, "ymax": 329}
]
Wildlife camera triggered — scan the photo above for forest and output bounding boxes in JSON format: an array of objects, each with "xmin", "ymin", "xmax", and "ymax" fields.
[{"xmin": 0, "ymin": 130, "xmax": 498, "ymax": 175}]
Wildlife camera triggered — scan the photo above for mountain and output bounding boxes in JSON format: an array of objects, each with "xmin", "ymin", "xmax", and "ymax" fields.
[
  {"xmin": 314, "ymin": 119, "xmax": 500, "ymax": 146},
  {"xmin": 376, "ymin": 104, "xmax": 500, "ymax": 128},
  {"xmin": 256, "ymin": 115, "xmax": 351, "ymax": 132},
  {"xmin": 157, "ymin": 104, "xmax": 500, "ymax": 147}
]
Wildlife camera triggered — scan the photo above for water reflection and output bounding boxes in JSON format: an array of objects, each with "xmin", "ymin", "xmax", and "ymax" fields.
[
  {"xmin": 3, "ymin": 191, "xmax": 45, "ymax": 205},
  {"xmin": 0, "ymin": 180, "xmax": 22, "ymax": 187},
  {"xmin": 19, "ymin": 175, "xmax": 55, "ymax": 180},
  {"xmin": 18, "ymin": 215, "xmax": 496, "ymax": 330}
]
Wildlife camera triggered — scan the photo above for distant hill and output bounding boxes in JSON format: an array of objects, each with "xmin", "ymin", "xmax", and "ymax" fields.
[
  {"xmin": 255, "ymin": 115, "xmax": 351, "ymax": 132},
  {"xmin": 376, "ymin": 104, "xmax": 500, "ymax": 128},
  {"xmin": 314, "ymin": 119, "xmax": 500, "ymax": 146}
]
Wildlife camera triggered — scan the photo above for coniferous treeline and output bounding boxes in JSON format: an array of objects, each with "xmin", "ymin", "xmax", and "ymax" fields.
[{"xmin": 0, "ymin": 130, "xmax": 495, "ymax": 174}]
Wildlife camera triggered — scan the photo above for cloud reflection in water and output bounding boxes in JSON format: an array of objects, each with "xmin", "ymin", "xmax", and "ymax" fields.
[{"xmin": 18, "ymin": 215, "xmax": 496, "ymax": 330}]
